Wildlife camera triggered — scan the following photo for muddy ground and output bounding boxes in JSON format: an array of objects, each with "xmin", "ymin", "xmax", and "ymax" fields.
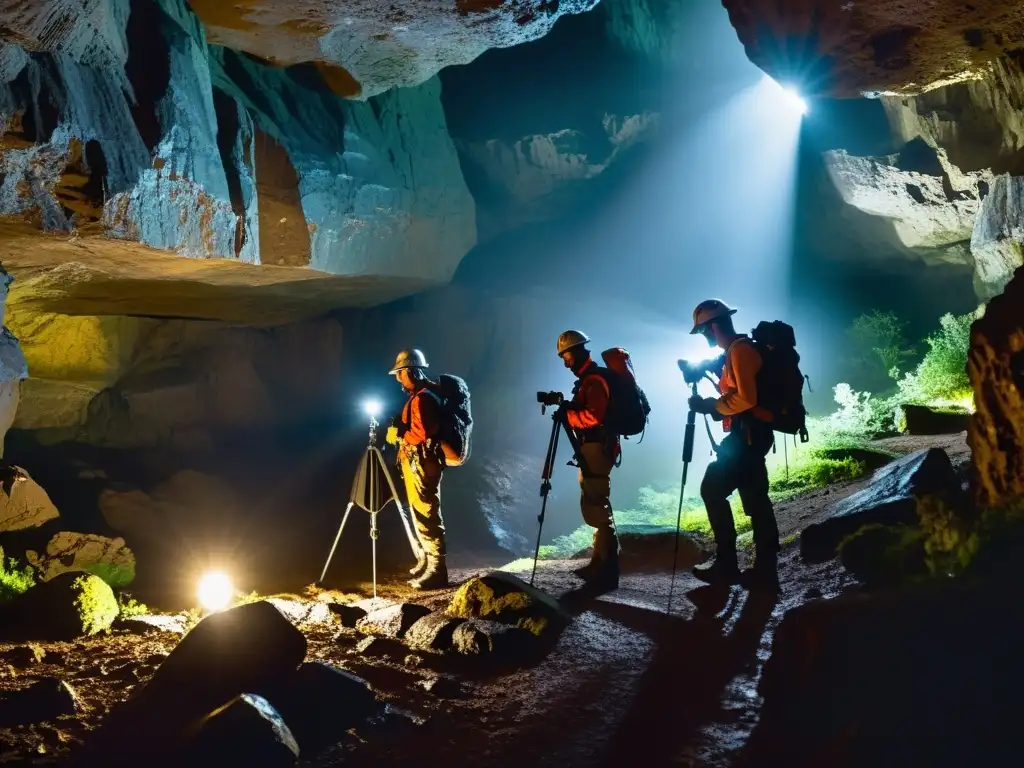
[{"xmin": 0, "ymin": 433, "xmax": 969, "ymax": 766}]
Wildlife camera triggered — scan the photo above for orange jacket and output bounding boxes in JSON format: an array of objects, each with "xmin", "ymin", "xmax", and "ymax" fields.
[
  {"xmin": 400, "ymin": 388, "xmax": 441, "ymax": 446},
  {"xmin": 565, "ymin": 359, "xmax": 610, "ymax": 431},
  {"xmin": 715, "ymin": 338, "xmax": 772, "ymax": 432}
]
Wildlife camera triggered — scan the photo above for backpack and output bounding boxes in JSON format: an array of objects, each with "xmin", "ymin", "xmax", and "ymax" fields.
[
  {"xmin": 425, "ymin": 374, "xmax": 473, "ymax": 467},
  {"xmin": 749, "ymin": 320, "xmax": 809, "ymax": 436},
  {"xmin": 591, "ymin": 347, "xmax": 652, "ymax": 439}
]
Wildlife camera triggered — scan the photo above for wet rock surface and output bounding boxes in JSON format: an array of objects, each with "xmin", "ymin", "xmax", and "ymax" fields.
[{"xmin": 800, "ymin": 448, "xmax": 959, "ymax": 563}]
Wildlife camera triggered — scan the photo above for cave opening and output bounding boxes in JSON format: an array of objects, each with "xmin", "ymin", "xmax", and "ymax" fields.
[{"xmin": 124, "ymin": 0, "xmax": 173, "ymax": 152}]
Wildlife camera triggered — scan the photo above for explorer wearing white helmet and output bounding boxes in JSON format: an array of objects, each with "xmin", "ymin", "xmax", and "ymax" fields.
[
  {"xmin": 557, "ymin": 329, "xmax": 620, "ymax": 591},
  {"xmin": 685, "ymin": 300, "xmax": 779, "ymax": 590},
  {"xmin": 385, "ymin": 348, "xmax": 448, "ymax": 590}
]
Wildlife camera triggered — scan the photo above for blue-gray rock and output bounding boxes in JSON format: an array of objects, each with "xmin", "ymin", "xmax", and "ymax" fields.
[
  {"xmin": 801, "ymin": 448, "xmax": 958, "ymax": 563},
  {"xmin": 179, "ymin": 693, "xmax": 299, "ymax": 767}
]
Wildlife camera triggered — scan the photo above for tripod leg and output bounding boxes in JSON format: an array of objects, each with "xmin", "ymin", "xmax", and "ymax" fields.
[
  {"xmin": 370, "ymin": 511, "xmax": 379, "ymax": 600},
  {"xmin": 377, "ymin": 450, "xmax": 423, "ymax": 560},
  {"xmin": 531, "ymin": 415, "xmax": 562, "ymax": 586},
  {"xmin": 318, "ymin": 502, "xmax": 356, "ymax": 584}
]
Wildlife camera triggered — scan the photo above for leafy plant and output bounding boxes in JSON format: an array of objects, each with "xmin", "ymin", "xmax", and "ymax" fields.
[
  {"xmin": 117, "ymin": 592, "xmax": 149, "ymax": 618},
  {"xmin": 844, "ymin": 310, "xmax": 917, "ymax": 389},
  {"xmin": 0, "ymin": 553, "xmax": 35, "ymax": 603},
  {"xmin": 896, "ymin": 310, "xmax": 977, "ymax": 406}
]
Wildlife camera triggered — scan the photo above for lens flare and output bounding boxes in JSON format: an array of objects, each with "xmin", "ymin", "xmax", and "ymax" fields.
[
  {"xmin": 761, "ymin": 74, "xmax": 808, "ymax": 116},
  {"xmin": 781, "ymin": 85, "xmax": 808, "ymax": 116},
  {"xmin": 197, "ymin": 571, "xmax": 234, "ymax": 613}
]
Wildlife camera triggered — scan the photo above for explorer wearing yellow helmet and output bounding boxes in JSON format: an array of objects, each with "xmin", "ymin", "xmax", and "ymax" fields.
[{"xmin": 685, "ymin": 300, "xmax": 780, "ymax": 590}]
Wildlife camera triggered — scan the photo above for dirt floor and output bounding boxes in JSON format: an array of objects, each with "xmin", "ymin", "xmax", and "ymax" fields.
[{"xmin": 0, "ymin": 432, "xmax": 969, "ymax": 766}]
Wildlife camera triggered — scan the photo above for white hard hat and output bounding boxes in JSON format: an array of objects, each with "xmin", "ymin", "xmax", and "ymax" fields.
[
  {"xmin": 557, "ymin": 330, "xmax": 590, "ymax": 356},
  {"xmin": 690, "ymin": 299, "xmax": 737, "ymax": 334},
  {"xmin": 389, "ymin": 348, "xmax": 429, "ymax": 374}
]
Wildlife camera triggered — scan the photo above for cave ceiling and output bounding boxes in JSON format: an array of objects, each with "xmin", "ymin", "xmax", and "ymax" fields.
[{"xmin": 721, "ymin": 0, "xmax": 1024, "ymax": 97}]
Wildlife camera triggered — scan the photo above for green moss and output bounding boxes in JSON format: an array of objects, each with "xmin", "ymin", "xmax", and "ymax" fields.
[
  {"xmin": 0, "ymin": 547, "xmax": 36, "ymax": 604},
  {"xmin": 448, "ymin": 575, "xmax": 558, "ymax": 636},
  {"xmin": 117, "ymin": 592, "xmax": 148, "ymax": 618},
  {"xmin": 84, "ymin": 561, "xmax": 135, "ymax": 589},
  {"xmin": 71, "ymin": 575, "xmax": 119, "ymax": 636}
]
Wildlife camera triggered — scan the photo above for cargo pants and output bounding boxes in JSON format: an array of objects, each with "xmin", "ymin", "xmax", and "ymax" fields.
[
  {"xmin": 399, "ymin": 445, "xmax": 446, "ymax": 558},
  {"xmin": 579, "ymin": 440, "xmax": 618, "ymax": 562}
]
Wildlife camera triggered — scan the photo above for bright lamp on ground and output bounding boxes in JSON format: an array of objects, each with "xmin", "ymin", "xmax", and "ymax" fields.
[{"xmin": 197, "ymin": 571, "xmax": 234, "ymax": 613}]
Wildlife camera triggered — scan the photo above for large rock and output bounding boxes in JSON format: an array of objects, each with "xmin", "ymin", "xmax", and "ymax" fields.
[
  {"xmin": 25, "ymin": 531, "xmax": 135, "ymax": 587},
  {"xmin": 79, "ymin": 600, "xmax": 307, "ymax": 766},
  {"xmin": 447, "ymin": 571, "xmax": 566, "ymax": 636},
  {"xmin": 0, "ymin": 266, "xmax": 28, "ymax": 456},
  {"xmin": 896, "ymin": 404, "xmax": 970, "ymax": 436},
  {"xmin": 744, "ymin": 580, "xmax": 1024, "ymax": 766},
  {"xmin": 355, "ymin": 603, "xmax": 431, "ymax": 640},
  {"xmin": 968, "ymin": 266, "xmax": 1024, "ymax": 509},
  {"xmin": 721, "ymin": 0, "xmax": 1024, "ymax": 97},
  {"xmin": 823, "ymin": 147, "xmax": 986, "ymax": 263},
  {"xmin": 970, "ymin": 174, "xmax": 1024, "ymax": 300},
  {"xmin": 187, "ymin": 0, "xmax": 600, "ymax": 99},
  {"xmin": 404, "ymin": 611, "xmax": 466, "ymax": 654},
  {"xmin": 0, "ymin": 677, "xmax": 79, "ymax": 726},
  {"xmin": 178, "ymin": 694, "xmax": 299, "ymax": 767},
  {"xmin": 800, "ymin": 449, "xmax": 958, "ymax": 563},
  {"xmin": 263, "ymin": 662, "xmax": 377, "ymax": 754},
  {"xmin": 0, "ymin": 572, "xmax": 118, "ymax": 640},
  {"xmin": 451, "ymin": 618, "xmax": 535, "ymax": 659},
  {"xmin": 0, "ymin": 464, "xmax": 59, "ymax": 533}
]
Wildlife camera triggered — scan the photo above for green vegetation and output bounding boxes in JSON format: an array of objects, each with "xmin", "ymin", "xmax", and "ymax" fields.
[
  {"xmin": 71, "ymin": 574, "xmax": 119, "ymax": 636},
  {"xmin": 117, "ymin": 592, "xmax": 149, "ymax": 618},
  {"xmin": 0, "ymin": 550, "xmax": 36, "ymax": 603},
  {"xmin": 843, "ymin": 309, "xmax": 917, "ymax": 389}
]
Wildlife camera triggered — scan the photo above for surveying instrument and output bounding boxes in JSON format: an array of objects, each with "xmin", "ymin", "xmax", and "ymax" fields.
[
  {"xmin": 318, "ymin": 400, "xmax": 423, "ymax": 597},
  {"xmin": 530, "ymin": 391, "xmax": 590, "ymax": 586}
]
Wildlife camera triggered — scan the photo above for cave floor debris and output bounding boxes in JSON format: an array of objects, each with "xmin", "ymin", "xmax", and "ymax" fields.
[{"xmin": 0, "ymin": 432, "xmax": 968, "ymax": 766}]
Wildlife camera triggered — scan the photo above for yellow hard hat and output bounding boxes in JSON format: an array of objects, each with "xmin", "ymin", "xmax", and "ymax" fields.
[
  {"xmin": 389, "ymin": 348, "xmax": 429, "ymax": 374},
  {"xmin": 557, "ymin": 330, "xmax": 590, "ymax": 356},
  {"xmin": 690, "ymin": 299, "xmax": 737, "ymax": 334}
]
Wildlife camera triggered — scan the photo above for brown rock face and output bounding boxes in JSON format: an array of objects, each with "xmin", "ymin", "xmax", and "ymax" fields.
[
  {"xmin": 967, "ymin": 265, "xmax": 1024, "ymax": 509},
  {"xmin": 721, "ymin": 0, "xmax": 1024, "ymax": 96}
]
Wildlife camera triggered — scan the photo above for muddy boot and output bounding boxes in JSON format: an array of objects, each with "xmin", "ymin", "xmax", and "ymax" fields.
[
  {"xmin": 692, "ymin": 547, "xmax": 740, "ymax": 586},
  {"xmin": 573, "ymin": 532, "xmax": 602, "ymax": 580},
  {"xmin": 740, "ymin": 550, "xmax": 779, "ymax": 592},
  {"xmin": 409, "ymin": 547, "xmax": 428, "ymax": 576},
  {"xmin": 410, "ymin": 554, "xmax": 448, "ymax": 590}
]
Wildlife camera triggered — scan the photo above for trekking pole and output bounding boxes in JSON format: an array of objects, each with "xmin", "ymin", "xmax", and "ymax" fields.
[
  {"xmin": 667, "ymin": 382, "xmax": 698, "ymax": 616},
  {"xmin": 530, "ymin": 408, "xmax": 563, "ymax": 586}
]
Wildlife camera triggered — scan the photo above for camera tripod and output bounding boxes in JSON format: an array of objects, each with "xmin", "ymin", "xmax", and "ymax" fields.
[
  {"xmin": 318, "ymin": 415, "xmax": 424, "ymax": 597},
  {"xmin": 666, "ymin": 381, "xmax": 699, "ymax": 616},
  {"xmin": 530, "ymin": 402, "xmax": 590, "ymax": 586}
]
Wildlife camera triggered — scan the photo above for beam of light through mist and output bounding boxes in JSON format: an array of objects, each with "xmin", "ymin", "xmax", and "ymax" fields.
[{"xmin": 762, "ymin": 75, "xmax": 809, "ymax": 116}]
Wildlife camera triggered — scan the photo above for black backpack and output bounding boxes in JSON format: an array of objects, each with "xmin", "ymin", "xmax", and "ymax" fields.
[
  {"xmin": 425, "ymin": 374, "xmax": 473, "ymax": 467},
  {"xmin": 749, "ymin": 321, "xmax": 809, "ymax": 437}
]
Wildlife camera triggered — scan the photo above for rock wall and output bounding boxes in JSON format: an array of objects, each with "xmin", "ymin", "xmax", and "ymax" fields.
[
  {"xmin": 0, "ymin": 265, "xmax": 28, "ymax": 456},
  {"xmin": 0, "ymin": 0, "xmax": 476, "ymax": 289},
  {"xmin": 968, "ymin": 266, "xmax": 1024, "ymax": 510}
]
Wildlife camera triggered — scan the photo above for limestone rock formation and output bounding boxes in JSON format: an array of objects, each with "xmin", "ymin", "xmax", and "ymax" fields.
[
  {"xmin": 824, "ymin": 147, "xmax": 988, "ymax": 264},
  {"xmin": 970, "ymin": 174, "xmax": 1024, "ymax": 300},
  {"xmin": 0, "ymin": 265, "xmax": 28, "ymax": 455},
  {"xmin": 967, "ymin": 266, "xmax": 1024, "ymax": 509},
  {"xmin": 721, "ymin": 0, "xmax": 1024, "ymax": 97},
  {"xmin": 186, "ymin": 0, "xmax": 600, "ymax": 99},
  {"xmin": 25, "ymin": 530, "xmax": 136, "ymax": 587},
  {"xmin": 1, "ymin": 0, "xmax": 476, "ymax": 291},
  {"xmin": 0, "ymin": 465, "xmax": 57, "ymax": 533}
]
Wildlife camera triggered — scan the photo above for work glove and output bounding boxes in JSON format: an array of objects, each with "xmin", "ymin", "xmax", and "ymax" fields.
[
  {"xmin": 385, "ymin": 425, "xmax": 399, "ymax": 445},
  {"xmin": 687, "ymin": 395, "xmax": 718, "ymax": 415}
]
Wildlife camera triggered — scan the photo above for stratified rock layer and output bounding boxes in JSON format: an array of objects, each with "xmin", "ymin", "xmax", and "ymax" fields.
[
  {"xmin": 968, "ymin": 266, "xmax": 1024, "ymax": 509},
  {"xmin": 721, "ymin": 0, "xmax": 1024, "ymax": 97}
]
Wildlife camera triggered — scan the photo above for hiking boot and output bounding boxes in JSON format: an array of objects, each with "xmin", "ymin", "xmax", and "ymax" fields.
[
  {"xmin": 584, "ymin": 562, "xmax": 619, "ymax": 591},
  {"xmin": 692, "ymin": 551, "xmax": 741, "ymax": 586},
  {"xmin": 573, "ymin": 552, "xmax": 601, "ymax": 580},
  {"xmin": 409, "ymin": 547, "xmax": 428, "ymax": 576},
  {"xmin": 409, "ymin": 555, "xmax": 448, "ymax": 590}
]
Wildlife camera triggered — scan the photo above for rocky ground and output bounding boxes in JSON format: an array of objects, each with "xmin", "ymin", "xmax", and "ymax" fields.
[{"xmin": 0, "ymin": 433, "xmax": 969, "ymax": 767}]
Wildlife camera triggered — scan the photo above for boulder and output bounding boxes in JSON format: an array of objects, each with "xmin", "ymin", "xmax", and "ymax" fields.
[
  {"xmin": 2, "ymin": 644, "xmax": 46, "ymax": 667},
  {"xmin": 263, "ymin": 662, "xmax": 377, "ymax": 754},
  {"xmin": 837, "ymin": 524, "xmax": 926, "ymax": 588},
  {"xmin": 0, "ymin": 572, "xmax": 118, "ymax": 641},
  {"xmin": 744, "ymin": 579, "xmax": 1024, "ymax": 766},
  {"xmin": 801, "ymin": 449, "xmax": 958, "ymax": 563},
  {"xmin": 328, "ymin": 597, "xmax": 394, "ymax": 628},
  {"xmin": 447, "ymin": 571, "xmax": 567, "ymax": 636},
  {"xmin": 355, "ymin": 603, "xmax": 432, "ymax": 640},
  {"xmin": 970, "ymin": 174, "xmax": 1024, "ymax": 299},
  {"xmin": 178, "ymin": 694, "xmax": 299, "ymax": 767},
  {"xmin": 451, "ymin": 619, "xmax": 535, "ymax": 659},
  {"xmin": 0, "ymin": 677, "xmax": 79, "ymax": 726},
  {"xmin": 78, "ymin": 600, "xmax": 306, "ymax": 766},
  {"xmin": 968, "ymin": 265, "xmax": 1024, "ymax": 509},
  {"xmin": 404, "ymin": 612, "xmax": 466, "ymax": 654},
  {"xmin": 26, "ymin": 531, "xmax": 135, "ymax": 588},
  {"xmin": 263, "ymin": 598, "xmax": 333, "ymax": 628},
  {"xmin": 0, "ymin": 464, "xmax": 60, "ymax": 534},
  {"xmin": 896, "ymin": 404, "xmax": 970, "ymax": 436}
]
